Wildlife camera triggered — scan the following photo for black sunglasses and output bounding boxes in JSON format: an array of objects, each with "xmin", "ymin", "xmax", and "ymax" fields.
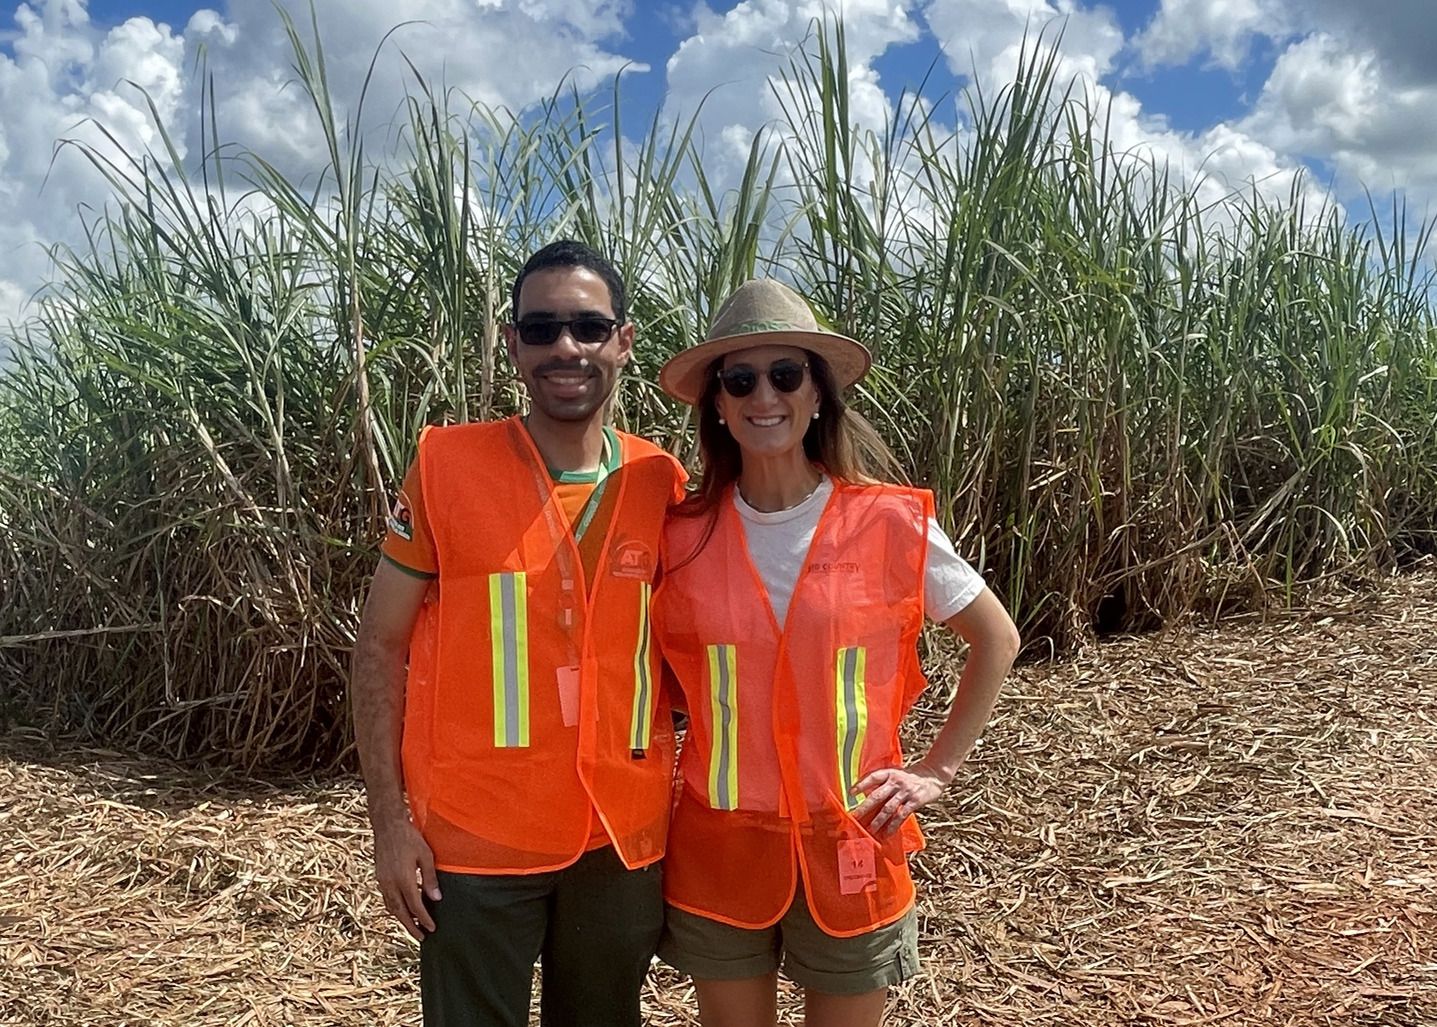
[
  {"xmin": 514, "ymin": 317, "xmax": 620, "ymax": 346},
  {"xmin": 716, "ymin": 358, "xmax": 809, "ymax": 398}
]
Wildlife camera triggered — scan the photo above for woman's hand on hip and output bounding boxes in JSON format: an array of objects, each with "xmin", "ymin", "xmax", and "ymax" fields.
[{"xmin": 850, "ymin": 762, "xmax": 950, "ymax": 837}]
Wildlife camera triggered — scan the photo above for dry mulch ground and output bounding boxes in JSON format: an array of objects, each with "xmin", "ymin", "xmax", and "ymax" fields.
[{"xmin": 2, "ymin": 569, "xmax": 1435, "ymax": 1026}]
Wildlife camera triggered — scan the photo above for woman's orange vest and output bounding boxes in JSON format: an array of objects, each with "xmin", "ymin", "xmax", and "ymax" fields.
[
  {"xmin": 401, "ymin": 417, "xmax": 683, "ymax": 874},
  {"xmin": 653, "ymin": 481, "xmax": 932, "ymax": 937}
]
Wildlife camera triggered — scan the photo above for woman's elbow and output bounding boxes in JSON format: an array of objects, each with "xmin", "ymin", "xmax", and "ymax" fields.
[
  {"xmin": 948, "ymin": 594, "xmax": 1021, "ymax": 665},
  {"xmin": 999, "ymin": 619, "xmax": 1021, "ymax": 663},
  {"xmin": 980, "ymin": 614, "xmax": 1020, "ymax": 666}
]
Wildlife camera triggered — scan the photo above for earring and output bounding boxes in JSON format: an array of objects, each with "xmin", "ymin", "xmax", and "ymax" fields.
[
  {"xmin": 718, "ymin": 416, "xmax": 726, "ymax": 424},
  {"xmin": 811, "ymin": 411, "xmax": 820, "ymax": 420}
]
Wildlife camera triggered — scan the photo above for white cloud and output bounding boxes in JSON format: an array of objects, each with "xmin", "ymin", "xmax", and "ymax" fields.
[
  {"xmin": 661, "ymin": 0, "xmax": 920, "ymax": 178},
  {"xmin": 1133, "ymin": 0, "xmax": 1285, "ymax": 71},
  {"xmin": 189, "ymin": 1, "xmax": 641, "ymax": 173},
  {"xmin": 924, "ymin": 0, "xmax": 1124, "ymax": 87},
  {"xmin": 1282, "ymin": 0, "xmax": 1437, "ymax": 86},
  {"xmin": 0, "ymin": 277, "xmax": 26, "ymax": 325},
  {"xmin": 646, "ymin": 0, "xmax": 1320, "ymax": 289},
  {"xmin": 1240, "ymin": 32, "xmax": 1437, "ymax": 194},
  {"xmin": 1128, "ymin": 0, "xmax": 1437, "ymax": 209},
  {"xmin": 920, "ymin": 0, "xmax": 1308, "ymax": 215},
  {"xmin": 0, "ymin": 1, "xmax": 190, "ymax": 326},
  {"xmin": 0, "ymin": 0, "xmax": 644, "ymax": 327}
]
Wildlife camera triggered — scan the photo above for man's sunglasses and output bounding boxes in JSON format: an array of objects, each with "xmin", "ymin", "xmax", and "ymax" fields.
[
  {"xmin": 514, "ymin": 317, "xmax": 621, "ymax": 346},
  {"xmin": 716, "ymin": 358, "xmax": 809, "ymax": 398}
]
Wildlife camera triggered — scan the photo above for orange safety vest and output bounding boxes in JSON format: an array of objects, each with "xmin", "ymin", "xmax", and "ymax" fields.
[
  {"xmin": 401, "ymin": 417, "xmax": 682, "ymax": 874},
  {"xmin": 653, "ymin": 481, "xmax": 932, "ymax": 937}
]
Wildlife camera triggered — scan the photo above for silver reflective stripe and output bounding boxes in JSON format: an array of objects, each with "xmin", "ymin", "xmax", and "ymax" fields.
[
  {"xmin": 500, "ymin": 573, "xmax": 521, "ymax": 747},
  {"xmin": 489, "ymin": 571, "xmax": 530, "ymax": 748},
  {"xmin": 717, "ymin": 650, "xmax": 732, "ymax": 809},
  {"xmin": 630, "ymin": 582, "xmax": 653, "ymax": 750}
]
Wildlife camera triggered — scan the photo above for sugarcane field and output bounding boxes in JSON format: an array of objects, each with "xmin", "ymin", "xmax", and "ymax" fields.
[{"xmin": 3, "ymin": 5, "xmax": 1437, "ymax": 1027}]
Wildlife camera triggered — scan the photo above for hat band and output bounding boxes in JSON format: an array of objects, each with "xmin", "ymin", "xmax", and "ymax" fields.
[{"xmin": 711, "ymin": 318, "xmax": 810, "ymax": 338}]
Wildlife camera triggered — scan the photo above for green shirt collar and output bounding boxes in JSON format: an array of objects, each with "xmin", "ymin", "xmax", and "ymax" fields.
[{"xmin": 543, "ymin": 425, "xmax": 621, "ymax": 483}]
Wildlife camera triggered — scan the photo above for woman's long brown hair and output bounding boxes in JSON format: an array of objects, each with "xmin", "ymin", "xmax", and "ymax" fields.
[{"xmin": 669, "ymin": 350, "xmax": 905, "ymax": 566}]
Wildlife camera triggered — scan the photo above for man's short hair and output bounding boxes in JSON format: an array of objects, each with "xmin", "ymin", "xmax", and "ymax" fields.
[{"xmin": 511, "ymin": 240, "xmax": 628, "ymax": 323}]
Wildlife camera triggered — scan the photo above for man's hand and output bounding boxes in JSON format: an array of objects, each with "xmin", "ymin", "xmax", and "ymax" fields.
[
  {"xmin": 373, "ymin": 816, "xmax": 441, "ymax": 940},
  {"xmin": 850, "ymin": 762, "xmax": 949, "ymax": 837}
]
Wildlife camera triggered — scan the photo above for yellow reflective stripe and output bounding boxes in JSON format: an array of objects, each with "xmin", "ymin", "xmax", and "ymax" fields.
[
  {"xmin": 835, "ymin": 646, "xmax": 868, "ymax": 809},
  {"xmin": 629, "ymin": 582, "xmax": 653, "ymax": 751},
  {"xmin": 706, "ymin": 644, "xmax": 739, "ymax": 811},
  {"xmin": 489, "ymin": 571, "xmax": 530, "ymax": 748}
]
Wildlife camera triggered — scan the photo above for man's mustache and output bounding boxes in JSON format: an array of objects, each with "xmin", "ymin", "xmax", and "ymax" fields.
[{"xmin": 534, "ymin": 359, "xmax": 597, "ymax": 376}]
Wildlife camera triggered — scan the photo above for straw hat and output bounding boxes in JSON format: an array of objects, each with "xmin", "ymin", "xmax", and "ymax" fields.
[{"xmin": 658, "ymin": 279, "xmax": 872, "ymax": 405}]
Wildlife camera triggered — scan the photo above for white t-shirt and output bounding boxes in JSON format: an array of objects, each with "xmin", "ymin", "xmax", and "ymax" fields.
[{"xmin": 732, "ymin": 477, "xmax": 985, "ymax": 626}]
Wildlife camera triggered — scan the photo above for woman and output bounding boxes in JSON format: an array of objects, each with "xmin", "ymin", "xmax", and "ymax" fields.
[{"xmin": 651, "ymin": 279, "xmax": 1021, "ymax": 1027}]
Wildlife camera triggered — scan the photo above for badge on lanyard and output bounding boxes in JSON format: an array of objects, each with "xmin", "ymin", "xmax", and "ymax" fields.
[
  {"xmin": 556, "ymin": 665, "xmax": 581, "ymax": 727},
  {"xmin": 837, "ymin": 837, "xmax": 878, "ymax": 895}
]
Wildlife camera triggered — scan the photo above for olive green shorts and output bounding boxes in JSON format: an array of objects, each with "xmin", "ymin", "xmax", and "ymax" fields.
[{"xmin": 657, "ymin": 888, "xmax": 919, "ymax": 996}]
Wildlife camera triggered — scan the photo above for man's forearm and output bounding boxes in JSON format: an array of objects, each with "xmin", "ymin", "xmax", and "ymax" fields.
[{"xmin": 351, "ymin": 632, "xmax": 410, "ymax": 828}]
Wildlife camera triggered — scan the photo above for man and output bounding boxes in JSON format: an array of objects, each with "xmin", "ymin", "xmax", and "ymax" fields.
[{"xmin": 351, "ymin": 240, "xmax": 686, "ymax": 1027}]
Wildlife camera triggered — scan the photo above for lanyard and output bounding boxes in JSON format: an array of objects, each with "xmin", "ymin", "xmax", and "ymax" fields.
[
  {"xmin": 514, "ymin": 419, "xmax": 621, "ymax": 669},
  {"xmin": 570, "ymin": 428, "xmax": 619, "ymax": 544}
]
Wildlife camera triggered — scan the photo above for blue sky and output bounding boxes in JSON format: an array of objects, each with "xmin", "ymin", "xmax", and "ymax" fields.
[{"xmin": 2, "ymin": 0, "xmax": 1435, "ymax": 324}]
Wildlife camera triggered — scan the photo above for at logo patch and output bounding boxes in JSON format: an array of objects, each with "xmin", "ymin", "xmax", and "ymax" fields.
[
  {"xmin": 610, "ymin": 538, "xmax": 654, "ymax": 580},
  {"xmin": 388, "ymin": 492, "xmax": 415, "ymax": 542}
]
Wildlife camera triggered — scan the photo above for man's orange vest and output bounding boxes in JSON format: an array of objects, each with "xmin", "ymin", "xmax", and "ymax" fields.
[
  {"xmin": 401, "ymin": 417, "xmax": 683, "ymax": 874},
  {"xmin": 653, "ymin": 481, "xmax": 933, "ymax": 937}
]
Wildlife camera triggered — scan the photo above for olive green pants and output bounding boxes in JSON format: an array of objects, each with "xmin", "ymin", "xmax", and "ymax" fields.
[{"xmin": 420, "ymin": 847, "xmax": 663, "ymax": 1027}]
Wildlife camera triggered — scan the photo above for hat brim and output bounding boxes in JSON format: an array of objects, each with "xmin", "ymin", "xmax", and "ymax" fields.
[{"xmin": 658, "ymin": 330, "xmax": 872, "ymax": 406}]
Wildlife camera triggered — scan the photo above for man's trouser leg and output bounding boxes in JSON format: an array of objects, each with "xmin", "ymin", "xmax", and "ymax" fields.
[
  {"xmin": 539, "ymin": 846, "xmax": 664, "ymax": 1027},
  {"xmin": 420, "ymin": 868, "xmax": 550, "ymax": 1027}
]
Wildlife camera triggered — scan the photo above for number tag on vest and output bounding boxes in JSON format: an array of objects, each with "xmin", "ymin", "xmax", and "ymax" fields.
[
  {"xmin": 557, "ymin": 665, "xmax": 581, "ymax": 728},
  {"xmin": 837, "ymin": 837, "xmax": 878, "ymax": 895}
]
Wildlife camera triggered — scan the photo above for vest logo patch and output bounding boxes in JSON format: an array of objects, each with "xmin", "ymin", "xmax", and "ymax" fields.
[
  {"xmin": 388, "ymin": 492, "xmax": 415, "ymax": 542},
  {"xmin": 610, "ymin": 538, "xmax": 655, "ymax": 580}
]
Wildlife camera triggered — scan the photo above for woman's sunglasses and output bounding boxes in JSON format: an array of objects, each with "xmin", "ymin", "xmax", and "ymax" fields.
[
  {"xmin": 514, "ymin": 317, "xmax": 620, "ymax": 346},
  {"xmin": 716, "ymin": 358, "xmax": 809, "ymax": 398}
]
